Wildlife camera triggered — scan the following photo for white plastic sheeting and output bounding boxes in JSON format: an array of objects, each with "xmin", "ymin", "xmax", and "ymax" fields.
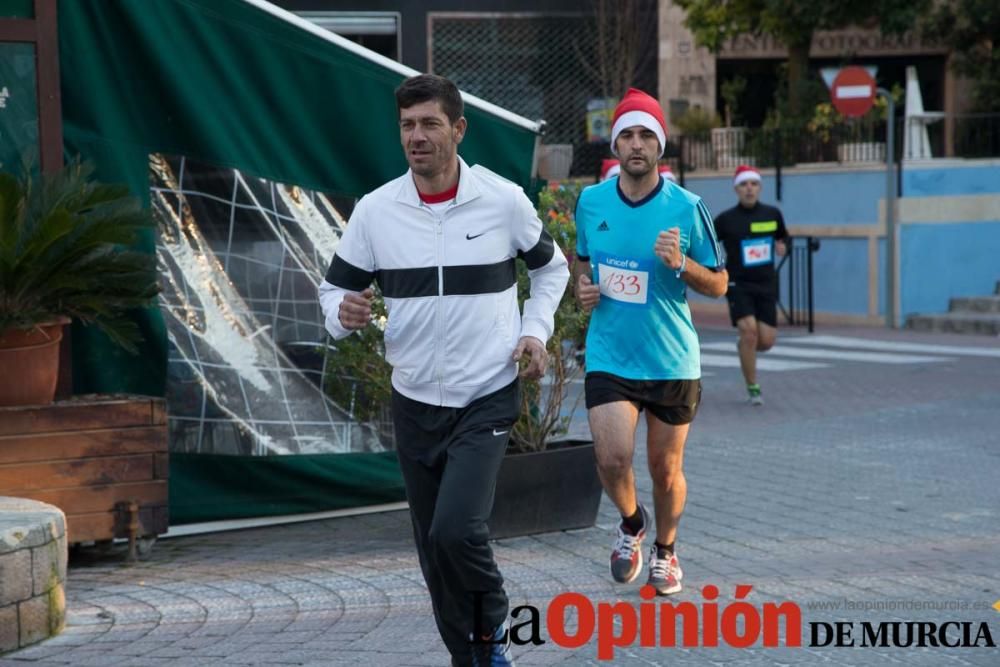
[{"xmin": 151, "ymin": 154, "xmax": 384, "ymax": 456}]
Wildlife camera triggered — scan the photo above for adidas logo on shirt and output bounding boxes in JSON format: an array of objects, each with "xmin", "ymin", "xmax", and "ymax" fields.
[{"xmin": 597, "ymin": 221, "xmax": 610, "ymax": 231}]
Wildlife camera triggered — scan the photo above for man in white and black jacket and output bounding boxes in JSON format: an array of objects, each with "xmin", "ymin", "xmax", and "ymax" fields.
[{"xmin": 319, "ymin": 74, "xmax": 568, "ymax": 667}]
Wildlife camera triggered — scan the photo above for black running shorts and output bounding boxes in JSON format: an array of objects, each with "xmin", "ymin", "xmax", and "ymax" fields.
[
  {"xmin": 726, "ymin": 282, "xmax": 778, "ymax": 327},
  {"xmin": 584, "ymin": 372, "xmax": 701, "ymax": 426}
]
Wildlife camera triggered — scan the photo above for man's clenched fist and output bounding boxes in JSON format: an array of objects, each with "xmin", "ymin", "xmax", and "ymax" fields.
[
  {"xmin": 654, "ymin": 227, "xmax": 683, "ymax": 270},
  {"xmin": 576, "ymin": 273, "xmax": 600, "ymax": 313},
  {"xmin": 338, "ymin": 288, "xmax": 374, "ymax": 330}
]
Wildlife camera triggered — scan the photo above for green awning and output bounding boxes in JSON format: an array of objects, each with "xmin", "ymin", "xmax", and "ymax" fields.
[
  {"xmin": 58, "ymin": 0, "xmax": 542, "ymax": 396},
  {"xmin": 49, "ymin": 0, "xmax": 542, "ymax": 523}
]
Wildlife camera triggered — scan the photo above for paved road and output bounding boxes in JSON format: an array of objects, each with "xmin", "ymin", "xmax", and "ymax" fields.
[{"xmin": 4, "ymin": 325, "xmax": 999, "ymax": 666}]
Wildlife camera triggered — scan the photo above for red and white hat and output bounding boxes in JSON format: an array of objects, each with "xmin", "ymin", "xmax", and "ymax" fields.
[
  {"xmin": 611, "ymin": 88, "xmax": 667, "ymax": 158},
  {"xmin": 600, "ymin": 158, "xmax": 621, "ymax": 181},
  {"xmin": 733, "ymin": 164, "xmax": 762, "ymax": 186},
  {"xmin": 658, "ymin": 164, "xmax": 677, "ymax": 183}
]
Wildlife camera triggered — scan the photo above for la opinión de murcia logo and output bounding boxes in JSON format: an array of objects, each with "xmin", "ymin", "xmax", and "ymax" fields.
[
  {"xmin": 470, "ymin": 585, "xmax": 997, "ymax": 660},
  {"xmin": 473, "ymin": 584, "xmax": 802, "ymax": 660},
  {"xmin": 812, "ymin": 621, "xmax": 995, "ymax": 648}
]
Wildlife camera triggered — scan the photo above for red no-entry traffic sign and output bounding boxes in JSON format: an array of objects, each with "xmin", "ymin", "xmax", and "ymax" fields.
[{"xmin": 831, "ymin": 66, "xmax": 876, "ymax": 117}]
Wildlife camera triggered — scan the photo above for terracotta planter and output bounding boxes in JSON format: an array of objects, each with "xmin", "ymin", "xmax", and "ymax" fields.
[{"xmin": 0, "ymin": 317, "xmax": 70, "ymax": 406}]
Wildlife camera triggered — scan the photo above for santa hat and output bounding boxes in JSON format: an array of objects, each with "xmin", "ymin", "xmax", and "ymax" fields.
[
  {"xmin": 600, "ymin": 159, "xmax": 621, "ymax": 181},
  {"xmin": 611, "ymin": 88, "xmax": 667, "ymax": 158},
  {"xmin": 733, "ymin": 164, "xmax": 762, "ymax": 186},
  {"xmin": 658, "ymin": 164, "xmax": 677, "ymax": 183}
]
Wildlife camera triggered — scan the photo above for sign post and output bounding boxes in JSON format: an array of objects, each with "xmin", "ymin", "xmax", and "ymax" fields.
[
  {"xmin": 877, "ymin": 87, "xmax": 897, "ymax": 328},
  {"xmin": 830, "ymin": 66, "xmax": 896, "ymax": 328}
]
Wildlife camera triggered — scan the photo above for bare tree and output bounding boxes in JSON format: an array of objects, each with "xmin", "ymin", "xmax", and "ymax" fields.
[{"xmin": 574, "ymin": 0, "xmax": 659, "ymax": 100}]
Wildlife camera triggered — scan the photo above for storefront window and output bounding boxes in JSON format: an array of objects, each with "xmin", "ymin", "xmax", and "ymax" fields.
[{"xmin": 0, "ymin": 42, "xmax": 39, "ymax": 171}]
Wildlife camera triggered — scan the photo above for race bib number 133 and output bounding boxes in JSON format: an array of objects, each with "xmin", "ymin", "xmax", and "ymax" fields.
[{"xmin": 596, "ymin": 253, "xmax": 650, "ymax": 305}]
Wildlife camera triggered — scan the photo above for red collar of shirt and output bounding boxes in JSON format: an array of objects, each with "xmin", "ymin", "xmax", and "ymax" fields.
[{"xmin": 417, "ymin": 182, "xmax": 459, "ymax": 204}]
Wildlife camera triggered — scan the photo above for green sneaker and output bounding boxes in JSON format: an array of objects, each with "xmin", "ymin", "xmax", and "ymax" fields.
[{"xmin": 747, "ymin": 384, "xmax": 763, "ymax": 406}]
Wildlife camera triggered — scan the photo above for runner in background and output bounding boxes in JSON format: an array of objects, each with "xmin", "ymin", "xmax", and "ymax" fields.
[{"xmin": 712, "ymin": 165, "xmax": 789, "ymax": 406}]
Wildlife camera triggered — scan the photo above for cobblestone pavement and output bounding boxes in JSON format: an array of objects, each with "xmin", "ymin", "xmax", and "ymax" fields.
[{"xmin": 3, "ymin": 325, "xmax": 999, "ymax": 666}]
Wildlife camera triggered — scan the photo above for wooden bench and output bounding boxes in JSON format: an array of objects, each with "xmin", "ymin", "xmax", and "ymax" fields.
[{"xmin": 0, "ymin": 396, "xmax": 168, "ymax": 555}]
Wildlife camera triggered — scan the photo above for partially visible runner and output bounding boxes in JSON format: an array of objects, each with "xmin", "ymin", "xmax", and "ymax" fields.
[
  {"xmin": 599, "ymin": 159, "xmax": 676, "ymax": 184},
  {"xmin": 574, "ymin": 88, "xmax": 728, "ymax": 595},
  {"xmin": 658, "ymin": 164, "xmax": 678, "ymax": 184},
  {"xmin": 319, "ymin": 74, "xmax": 568, "ymax": 666},
  {"xmin": 599, "ymin": 158, "xmax": 621, "ymax": 182},
  {"xmin": 712, "ymin": 165, "xmax": 789, "ymax": 406}
]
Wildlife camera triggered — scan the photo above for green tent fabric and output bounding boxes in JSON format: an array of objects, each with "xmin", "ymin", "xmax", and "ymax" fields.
[
  {"xmin": 169, "ymin": 452, "xmax": 406, "ymax": 524},
  {"xmin": 0, "ymin": 0, "xmax": 33, "ymax": 19},
  {"xmin": 52, "ymin": 0, "xmax": 542, "ymax": 522},
  {"xmin": 58, "ymin": 0, "xmax": 541, "ymax": 397}
]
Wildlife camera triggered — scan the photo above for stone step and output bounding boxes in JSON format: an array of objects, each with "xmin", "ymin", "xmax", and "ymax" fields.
[
  {"xmin": 949, "ymin": 295, "xmax": 1000, "ymax": 313},
  {"xmin": 905, "ymin": 312, "xmax": 1000, "ymax": 336}
]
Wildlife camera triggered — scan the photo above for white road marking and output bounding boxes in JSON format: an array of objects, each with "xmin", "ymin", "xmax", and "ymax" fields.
[
  {"xmin": 699, "ymin": 353, "xmax": 827, "ymax": 372},
  {"xmin": 780, "ymin": 334, "xmax": 1000, "ymax": 358},
  {"xmin": 701, "ymin": 342, "xmax": 949, "ymax": 364}
]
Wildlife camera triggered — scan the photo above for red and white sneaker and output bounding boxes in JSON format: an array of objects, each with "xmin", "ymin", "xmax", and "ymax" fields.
[
  {"xmin": 609, "ymin": 504, "xmax": 650, "ymax": 583},
  {"xmin": 647, "ymin": 546, "xmax": 683, "ymax": 595}
]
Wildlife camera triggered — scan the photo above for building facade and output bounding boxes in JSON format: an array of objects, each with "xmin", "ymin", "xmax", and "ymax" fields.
[{"xmin": 277, "ymin": 1, "xmax": 975, "ymax": 169}]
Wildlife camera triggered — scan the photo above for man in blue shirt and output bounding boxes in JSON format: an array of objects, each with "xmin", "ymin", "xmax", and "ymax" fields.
[{"xmin": 575, "ymin": 89, "xmax": 728, "ymax": 595}]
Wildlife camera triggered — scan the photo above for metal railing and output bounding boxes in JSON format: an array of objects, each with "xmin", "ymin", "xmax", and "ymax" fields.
[
  {"xmin": 670, "ymin": 119, "xmax": 888, "ymax": 177},
  {"xmin": 666, "ymin": 114, "xmax": 1000, "ymax": 196},
  {"xmin": 905, "ymin": 113, "xmax": 1000, "ymax": 160},
  {"xmin": 776, "ymin": 236, "xmax": 820, "ymax": 333}
]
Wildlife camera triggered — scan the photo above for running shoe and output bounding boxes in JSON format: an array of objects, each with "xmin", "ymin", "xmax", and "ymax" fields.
[
  {"xmin": 471, "ymin": 620, "xmax": 516, "ymax": 667},
  {"xmin": 647, "ymin": 546, "xmax": 683, "ymax": 595},
  {"xmin": 610, "ymin": 503, "xmax": 651, "ymax": 583}
]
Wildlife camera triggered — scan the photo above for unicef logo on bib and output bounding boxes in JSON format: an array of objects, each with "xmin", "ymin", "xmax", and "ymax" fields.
[{"xmin": 594, "ymin": 252, "xmax": 651, "ymax": 306}]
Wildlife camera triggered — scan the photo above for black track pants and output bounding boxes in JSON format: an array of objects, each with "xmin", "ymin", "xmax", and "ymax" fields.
[{"xmin": 391, "ymin": 379, "xmax": 519, "ymax": 665}]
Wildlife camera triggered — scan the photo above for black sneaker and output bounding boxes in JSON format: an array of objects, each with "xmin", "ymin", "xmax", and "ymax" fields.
[{"xmin": 470, "ymin": 620, "xmax": 516, "ymax": 667}]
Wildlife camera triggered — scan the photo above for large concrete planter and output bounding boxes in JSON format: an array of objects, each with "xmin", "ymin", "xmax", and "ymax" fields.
[{"xmin": 489, "ymin": 439, "xmax": 602, "ymax": 539}]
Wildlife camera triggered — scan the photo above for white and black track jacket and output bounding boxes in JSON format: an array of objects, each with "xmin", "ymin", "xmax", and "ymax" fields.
[{"xmin": 319, "ymin": 159, "xmax": 570, "ymax": 408}]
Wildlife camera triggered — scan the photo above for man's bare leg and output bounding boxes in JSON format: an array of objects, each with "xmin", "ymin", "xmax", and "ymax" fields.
[
  {"xmin": 589, "ymin": 400, "xmax": 649, "ymax": 583},
  {"xmin": 644, "ymin": 412, "xmax": 690, "ymax": 595},
  {"xmin": 589, "ymin": 401, "xmax": 640, "ymax": 515}
]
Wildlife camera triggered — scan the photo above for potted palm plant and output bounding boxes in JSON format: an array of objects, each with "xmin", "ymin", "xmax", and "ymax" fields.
[{"xmin": 0, "ymin": 161, "xmax": 159, "ymax": 406}]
